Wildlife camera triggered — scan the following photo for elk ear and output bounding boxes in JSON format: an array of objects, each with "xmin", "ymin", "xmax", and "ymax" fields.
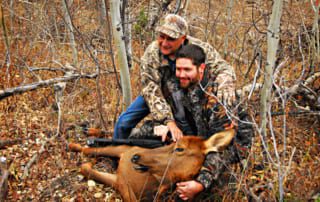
[{"xmin": 204, "ymin": 129, "xmax": 235, "ymax": 154}]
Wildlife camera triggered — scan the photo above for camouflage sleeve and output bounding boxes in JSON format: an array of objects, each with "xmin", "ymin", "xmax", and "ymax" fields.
[
  {"xmin": 196, "ymin": 152, "xmax": 226, "ymax": 190},
  {"xmin": 233, "ymin": 106, "xmax": 254, "ymax": 159},
  {"xmin": 203, "ymin": 42, "xmax": 236, "ymax": 105},
  {"xmin": 140, "ymin": 42, "xmax": 174, "ymax": 123},
  {"xmin": 196, "ymin": 145, "xmax": 241, "ymax": 190},
  {"xmin": 206, "ymin": 46, "xmax": 235, "ymax": 79}
]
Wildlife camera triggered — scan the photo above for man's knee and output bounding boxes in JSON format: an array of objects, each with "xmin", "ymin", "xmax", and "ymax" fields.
[{"xmin": 114, "ymin": 113, "xmax": 134, "ymax": 139}]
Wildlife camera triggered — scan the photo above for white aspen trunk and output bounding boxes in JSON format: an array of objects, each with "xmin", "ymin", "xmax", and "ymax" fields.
[
  {"xmin": 126, "ymin": 3, "xmax": 133, "ymax": 68},
  {"xmin": 261, "ymin": 1, "xmax": 283, "ymax": 134},
  {"xmin": 182, "ymin": 0, "xmax": 190, "ymax": 16},
  {"xmin": 121, "ymin": 0, "xmax": 132, "ymax": 68},
  {"xmin": 62, "ymin": 0, "xmax": 78, "ymax": 67},
  {"xmin": 148, "ymin": 0, "xmax": 160, "ymax": 29},
  {"xmin": 100, "ymin": 0, "xmax": 107, "ymax": 29},
  {"xmin": 9, "ymin": 0, "xmax": 14, "ymax": 34},
  {"xmin": 109, "ymin": 0, "xmax": 132, "ymax": 110},
  {"xmin": 260, "ymin": 0, "xmax": 284, "ymax": 201}
]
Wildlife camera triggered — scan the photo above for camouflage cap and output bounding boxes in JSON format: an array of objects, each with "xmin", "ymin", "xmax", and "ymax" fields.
[{"xmin": 156, "ymin": 14, "xmax": 188, "ymax": 39}]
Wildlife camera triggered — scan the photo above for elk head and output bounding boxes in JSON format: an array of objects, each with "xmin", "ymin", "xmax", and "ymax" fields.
[{"xmin": 131, "ymin": 129, "xmax": 235, "ymax": 183}]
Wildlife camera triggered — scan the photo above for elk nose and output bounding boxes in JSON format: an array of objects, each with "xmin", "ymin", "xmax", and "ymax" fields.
[{"xmin": 131, "ymin": 154, "xmax": 140, "ymax": 163}]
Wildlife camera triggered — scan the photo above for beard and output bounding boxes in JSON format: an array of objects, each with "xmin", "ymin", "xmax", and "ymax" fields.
[{"xmin": 179, "ymin": 77, "xmax": 199, "ymax": 89}]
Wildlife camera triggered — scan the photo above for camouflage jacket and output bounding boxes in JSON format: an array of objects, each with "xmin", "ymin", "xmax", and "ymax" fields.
[
  {"xmin": 132, "ymin": 66, "xmax": 253, "ymax": 190},
  {"xmin": 140, "ymin": 36, "xmax": 236, "ymax": 124}
]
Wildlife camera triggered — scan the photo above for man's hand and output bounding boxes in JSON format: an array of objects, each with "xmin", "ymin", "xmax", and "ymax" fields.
[
  {"xmin": 154, "ymin": 125, "xmax": 169, "ymax": 142},
  {"xmin": 216, "ymin": 73, "xmax": 236, "ymax": 106},
  {"xmin": 176, "ymin": 180, "xmax": 204, "ymax": 201},
  {"xmin": 154, "ymin": 122, "xmax": 183, "ymax": 142},
  {"xmin": 167, "ymin": 121, "xmax": 183, "ymax": 142}
]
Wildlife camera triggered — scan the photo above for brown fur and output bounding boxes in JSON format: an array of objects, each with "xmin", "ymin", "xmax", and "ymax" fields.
[{"xmin": 68, "ymin": 129, "xmax": 235, "ymax": 201}]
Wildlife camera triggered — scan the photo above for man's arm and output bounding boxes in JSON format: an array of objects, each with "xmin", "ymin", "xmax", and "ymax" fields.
[
  {"xmin": 196, "ymin": 152, "xmax": 226, "ymax": 190},
  {"xmin": 140, "ymin": 42, "xmax": 175, "ymax": 123},
  {"xmin": 205, "ymin": 43, "xmax": 236, "ymax": 106},
  {"xmin": 195, "ymin": 92, "xmax": 255, "ymax": 192},
  {"xmin": 140, "ymin": 43, "xmax": 183, "ymax": 140}
]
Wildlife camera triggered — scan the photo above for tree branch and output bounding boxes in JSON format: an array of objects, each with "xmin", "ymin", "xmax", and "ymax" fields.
[{"xmin": 0, "ymin": 73, "xmax": 98, "ymax": 101}]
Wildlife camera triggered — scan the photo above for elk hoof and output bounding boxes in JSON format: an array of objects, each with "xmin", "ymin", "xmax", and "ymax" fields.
[
  {"xmin": 81, "ymin": 162, "xmax": 93, "ymax": 176},
  {"xmin": 68, "ymin": 143, "xmax": 82, "ymax": 152}
]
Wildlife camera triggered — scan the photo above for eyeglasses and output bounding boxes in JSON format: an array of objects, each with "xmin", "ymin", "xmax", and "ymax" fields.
[{"xmin": 158, "ymin": 34, "xmax": 177, "ymax": 42}]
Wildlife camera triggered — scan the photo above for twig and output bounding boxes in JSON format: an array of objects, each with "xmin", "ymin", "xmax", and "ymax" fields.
[
  {"xmin": 215, "ymin": 35, "xmax": 248, "ymax": 64},
  {"xmin": 237, "ymin": 72, "xmax": 320, "ymax": 99},
  {"xmin": 244, "ymin": 187, "xmax": 260, "ymax": 201},
  {"xmin": 0, "ymin": 138, "xmax": 27, "ymax": 149},
  {"xmin": 22, "ymin": 81, "xmax": 65, "ymax": 179},
  {"xmin": 22, "ymin": 139, "xmax": 47, "ymax": 179},
  {"xmin": 0, "ymin": 168, "xmax": 9, "ymax": 200},
  {"xmin": 62, "ymin": 0, "xmax": 108, "ymax": 130},
  {"xmin": 0, "ymin": 73, "xmax": 97, "ymax": 101}
]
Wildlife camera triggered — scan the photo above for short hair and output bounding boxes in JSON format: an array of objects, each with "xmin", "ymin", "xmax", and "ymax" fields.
[{"xmin": 175, "ymin": 44, "xmax": 206, "ymax": 66}]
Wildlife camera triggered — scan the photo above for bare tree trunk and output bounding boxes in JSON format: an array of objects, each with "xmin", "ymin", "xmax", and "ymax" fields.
[
  {"xmin": 182, "ymin": 0, "xmax": 190, "ymax": 16},
  {"xmin": 109, "ymin": 0, "xmax": 132, "ymax": 110},
  {"xmin": 62, "ymin": 0, "xmax": 78, "ymax": 67},
  {"xmin": 1, "ymin": 2, "xmax": 10, "ymax": 69},
  {"xmin": 121, "ymin": 0, "xmax": 132, "ymax": 68},
  {"xmin": 260, "ymin": 0, "xmax": 284, "ymax": 201},
  {"xmin": 99, "ymin": 0, "xmax": 107, "ymax": 28},
  {"xmin": 9, "ymin": 0, "xmax": 13, "ymax": 34},
  {"xmin": 148, "ymin": 0, "xmax": 175, "ymax": 29}
]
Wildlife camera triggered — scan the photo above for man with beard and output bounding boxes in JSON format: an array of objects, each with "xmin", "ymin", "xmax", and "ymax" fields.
[{"xmin": 114, "ymin": 14, "xmax": 236, "ymax": 142}]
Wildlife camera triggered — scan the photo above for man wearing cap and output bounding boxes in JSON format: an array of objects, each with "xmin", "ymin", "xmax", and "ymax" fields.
[{"xmin": 114, "ymin": 14, "xmax": 236, "ymax": 142}]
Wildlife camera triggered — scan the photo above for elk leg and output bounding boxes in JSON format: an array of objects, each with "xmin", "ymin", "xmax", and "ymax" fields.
[
  {"xmin": 68, "ymin": 143, "xmax": 131, "ymax": 158},
  {"xmin": 84, "ymin": 127, "xmax": 109, "ymax": 137},
  {"xmin": 81, "ymin": 162, "xmax": 117, "ymax": 187},
  {"xmin": 82, "ymin": 145, "xmax": 132, "ymax": 158}
]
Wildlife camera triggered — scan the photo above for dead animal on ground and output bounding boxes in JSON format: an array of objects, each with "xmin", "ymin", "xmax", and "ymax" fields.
[{"xmin": 68, "ymin": 129, "xmax": 235, "ymax": 201}]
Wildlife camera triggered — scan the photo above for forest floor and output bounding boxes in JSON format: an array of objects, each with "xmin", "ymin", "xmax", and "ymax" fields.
[
  {"xmin": 0, "ymin": 0, "xmax": 320, "ymax": 201},
  {"xmin": 1, "ymin": 74, "xmax": 319, "ymax": 201}
]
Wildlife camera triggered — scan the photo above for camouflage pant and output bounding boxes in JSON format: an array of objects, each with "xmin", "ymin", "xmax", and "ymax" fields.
[{"xmin": 128, "ymin": 120, "xmax": 161, "ymax": 139}]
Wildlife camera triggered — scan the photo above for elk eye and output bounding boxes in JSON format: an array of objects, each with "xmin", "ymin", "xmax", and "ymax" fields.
[{"xmin": 175, "ymin": 148, "xmax": 184, "ymax": 152}]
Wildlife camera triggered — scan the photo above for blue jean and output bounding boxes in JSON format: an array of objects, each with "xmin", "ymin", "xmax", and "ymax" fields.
[{"xmin": 113, "ymin": 95, "xmax": 150, "ymax": 139}]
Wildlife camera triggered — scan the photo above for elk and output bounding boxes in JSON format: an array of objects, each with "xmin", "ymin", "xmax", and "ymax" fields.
[{"xmin": 68, "ymin": 129, "xmax": 235, "ymax": 201}]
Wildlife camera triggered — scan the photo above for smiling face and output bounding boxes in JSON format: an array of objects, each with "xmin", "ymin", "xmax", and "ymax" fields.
[
  {"xmin": 157, "ymin": 33, "xmax": 186, "ymax": 57},
  {"xmin": 175, "ymin": 58, "xmax": 205, "ymax": 89}
]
